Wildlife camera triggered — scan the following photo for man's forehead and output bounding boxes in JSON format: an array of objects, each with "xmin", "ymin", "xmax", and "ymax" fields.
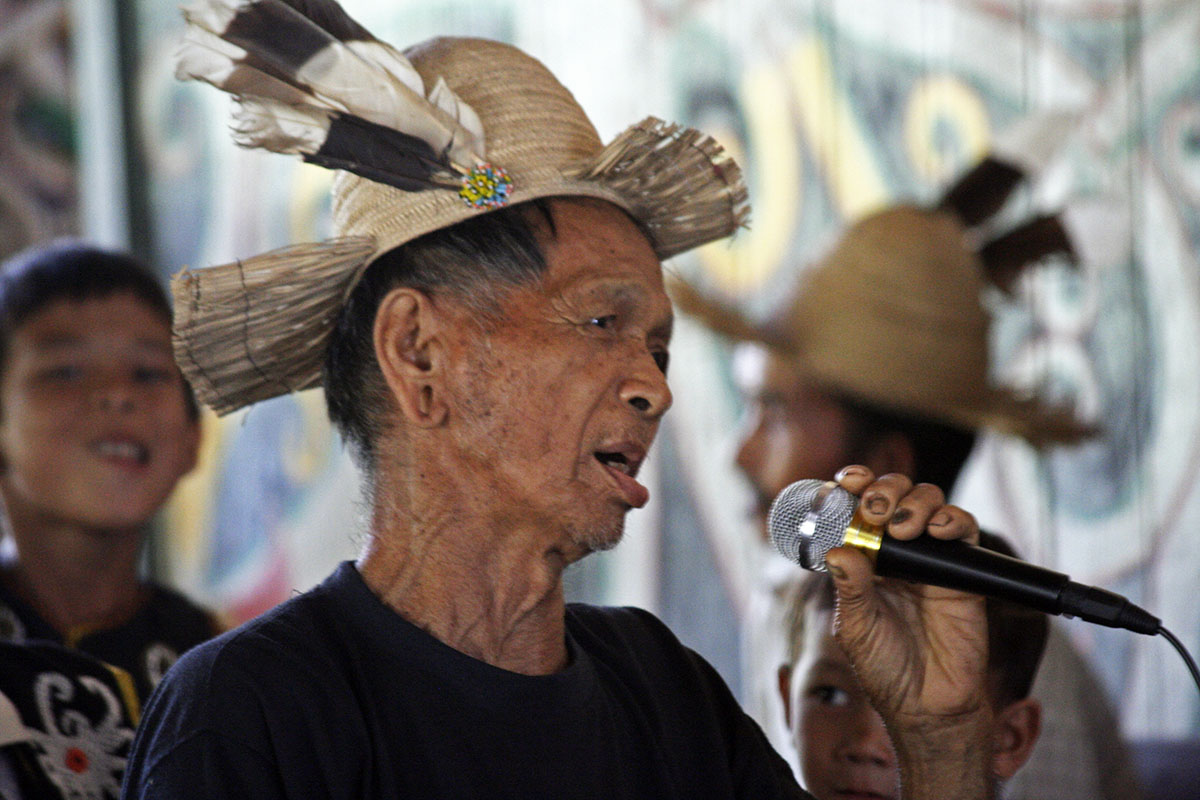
[
  {"xmin": 562, "ymin": 274, "xmax": 665, "ymax": 305},
  {"xmin": 735, "ymin": 344, "xmax": 826, "ymax": 397},
  {"xmin": 733, "ymin": 344, "xmax": 769, "ymax": 391},
  {"xmin": 539, "ymin": 199, "xmax": 659, "ymax": 268}
]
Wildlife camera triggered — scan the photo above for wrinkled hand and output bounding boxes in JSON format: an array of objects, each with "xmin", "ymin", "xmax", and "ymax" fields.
[{"xmin": 826, "ymin": 466, "xmax": 992, "ymax": 798}]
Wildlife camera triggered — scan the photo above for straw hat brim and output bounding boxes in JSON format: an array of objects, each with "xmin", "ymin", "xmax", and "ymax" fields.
[{"xmin": 669, "ymin": 276, "xmax": 1094, "ymax": 446}]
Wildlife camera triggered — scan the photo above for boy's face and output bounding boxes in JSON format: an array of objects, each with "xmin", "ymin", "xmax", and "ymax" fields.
[
  {"xmin": 784, "ymin": 604, "xmax": 899, "ymax": 800},
  {"xmin": 0, "ymin": 292, "xmax": 199, "ymax": 531}
]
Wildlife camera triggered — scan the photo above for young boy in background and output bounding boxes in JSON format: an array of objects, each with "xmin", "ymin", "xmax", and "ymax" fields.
[
  {"xmin": 0, "ymin": 239, "xmax": 217, "ymax": 701},
  {"xmin": 778, "ymin": 532, "xmax": 1048, "ymax": 800}
]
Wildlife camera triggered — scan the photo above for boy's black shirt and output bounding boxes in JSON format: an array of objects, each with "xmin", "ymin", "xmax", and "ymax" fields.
[
  {"xmin": 0, "ymin": 578, "xmax": 219, "ymax": 703},
  {"xmin": 0, "ymin": 640, "xmax": 140, "ymax": 800}
]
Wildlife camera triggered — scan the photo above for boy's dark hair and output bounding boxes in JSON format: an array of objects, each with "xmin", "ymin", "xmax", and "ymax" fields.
[
  {"xmin": 323, "ymin": 199, "xmax": 556, "ymax": 476},
  {"xmin": 783, "ymin": 530, "xmax": 1049, "ymax": 708},
  {"xmin": 975, "ymin": 531, "xmax": 1051, "ymax": 706},
  {"xmin": 838, "ymin": 393, "xmax": 978, "ymax": 495},
  {"xmin": 0, "ymin": 239, "xmax": 199, "ymax": 419}
]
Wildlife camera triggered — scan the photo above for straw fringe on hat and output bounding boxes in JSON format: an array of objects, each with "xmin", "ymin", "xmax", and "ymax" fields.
[
  {"xmin": 674, "ymin": 153, "xmax": 1094, "ymax": 446},
  {"xmin": 172, "ymin": 1, "xmax": 748, "ymax": 416}
]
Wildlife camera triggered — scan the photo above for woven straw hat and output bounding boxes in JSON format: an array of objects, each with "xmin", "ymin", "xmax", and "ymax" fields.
[
  {"xmin": 171, "ymin": 5, "xmax": 748, "ymax": 416},
  {"xmin": 332, "ymin": 37, "xmax": 744, "ymax": 264},
  {"xmin": 674, "ymin": 201, "xmax": 1094, "ymax": 446}
]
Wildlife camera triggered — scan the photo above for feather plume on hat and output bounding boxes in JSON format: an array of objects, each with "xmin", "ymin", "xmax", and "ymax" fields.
[
  {"xmin": 673, "ymin": 113, "xmax": 1095, "ymax": 446},
  {"xmin": 176, "ymin": 0, "xmax": 486, "ymax": 192}
]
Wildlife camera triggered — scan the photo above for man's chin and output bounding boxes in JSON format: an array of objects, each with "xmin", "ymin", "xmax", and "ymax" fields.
[{"xmin": 567, "ymin": 517, "xmax": 625, "ymax": 555}]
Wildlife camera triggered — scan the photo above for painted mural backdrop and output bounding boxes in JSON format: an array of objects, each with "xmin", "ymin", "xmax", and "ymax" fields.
[
  {"xmin": 0, "ymin": 0, "xmax": 75, "ymax": 260},
  {"xmin": 132, "ymin": 0, "xmax": 1200, "ymax": 741}
]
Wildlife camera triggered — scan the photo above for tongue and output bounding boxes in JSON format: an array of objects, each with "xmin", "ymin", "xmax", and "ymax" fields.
[{"xmin": 601, "ymin": 460, "xmax": 649, "ymax": 508}]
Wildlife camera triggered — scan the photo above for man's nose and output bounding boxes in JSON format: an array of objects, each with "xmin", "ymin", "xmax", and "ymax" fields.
[
  {"xmin": 620, "ymin": 352, "xmax": 672, "ymax": 419},
  {"xmin": 734, "ymin": 418, "xmax": 762, "ymax": 478}
]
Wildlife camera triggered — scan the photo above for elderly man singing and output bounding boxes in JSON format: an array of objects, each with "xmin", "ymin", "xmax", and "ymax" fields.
[{"xmin": 124, "ymin": 3, "xmax": 996, "ymax": 799}]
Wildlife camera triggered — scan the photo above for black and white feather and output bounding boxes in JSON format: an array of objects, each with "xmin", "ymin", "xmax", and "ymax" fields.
[{"xmin": 176, "ymin": 0, "xmax": 486, "ymax": 191}]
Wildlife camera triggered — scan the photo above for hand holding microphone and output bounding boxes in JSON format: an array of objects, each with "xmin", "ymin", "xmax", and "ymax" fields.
[
  {"xmin": 769, "ymin": 466, "xmax": 1199, "ymax": 716},
  {"xmin": 769, "ymin": 473, "xmax": 1161, "ymax": 634},
  {"xmin": 781, "ymin": 467, "xmax": 996, "ymax": 760}
]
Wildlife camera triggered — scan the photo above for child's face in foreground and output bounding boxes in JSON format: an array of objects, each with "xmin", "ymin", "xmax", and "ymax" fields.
[
  {"xmin": 0, "ymin": 292, "xmax": 199, "ymax": 531},
  {"xmin": 787, "ymin": 605, "xmax": 899, "ymax": 800}
]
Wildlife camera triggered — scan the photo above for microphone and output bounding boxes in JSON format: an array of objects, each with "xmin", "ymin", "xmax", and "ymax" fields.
[{"xmin": 768, "ymin": 479, "xmax": 1161, "ymax": 635}]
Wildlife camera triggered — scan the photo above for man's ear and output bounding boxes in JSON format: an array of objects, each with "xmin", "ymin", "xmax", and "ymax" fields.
[
  {"xmin": 374, "ymin": 287, "xmax": 450, "ymax": 428},
  {"xmin": 991, "ymin": 697, "xmax": 1042, "ymax": 780},
  {"xmin": 777, "ymin": 664, "xmax": 793, "ymax": 726}
]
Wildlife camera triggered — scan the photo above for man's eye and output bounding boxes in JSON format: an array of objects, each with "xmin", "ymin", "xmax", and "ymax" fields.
[
  {"xmin": 589, "ymin": 315, "xmax": 617, "ymax": 329},
  {"xmin": 653, "ymin": 350, "xmax": 669, "ymax": 374}
]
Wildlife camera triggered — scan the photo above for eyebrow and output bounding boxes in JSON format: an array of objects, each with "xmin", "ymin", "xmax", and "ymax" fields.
[
  {"xmin": 805, "ymin": 657, "xmax": 857, "ymax": 677},
  {"xmin": 31, "ymin": 335, "xmax": 174, "ymax": 355}
]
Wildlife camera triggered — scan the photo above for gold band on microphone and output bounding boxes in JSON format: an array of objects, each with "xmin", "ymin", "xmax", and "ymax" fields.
[{"xmin": 843, "ymin": 509, "xmax": 884, "ymax": 562}]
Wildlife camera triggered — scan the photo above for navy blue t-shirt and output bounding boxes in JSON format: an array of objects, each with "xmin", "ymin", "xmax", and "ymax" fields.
[{"xmin": 121, "ymin": 561, "xmax": 809, "ymax": 799}]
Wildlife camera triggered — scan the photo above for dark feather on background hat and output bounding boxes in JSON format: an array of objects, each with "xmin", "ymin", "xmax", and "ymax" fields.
[
  {"xmin": 936, "ymin": 155, "xmax": 1025, "ymax": 227},
  {"xmin": 979, "ymin": 215, "xmax": 1076, "ymax": 294}
]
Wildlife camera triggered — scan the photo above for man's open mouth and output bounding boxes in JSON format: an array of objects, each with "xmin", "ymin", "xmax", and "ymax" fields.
[
  {"xmin": 593, "ymin": 445, "xmax": 649, "ymax": 507},
  {"xmin": 595, "ymin": 450, "xmax": 635, "ymax": 475}
]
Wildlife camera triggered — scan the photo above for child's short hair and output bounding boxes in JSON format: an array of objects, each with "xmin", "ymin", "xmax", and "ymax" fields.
[
  {"xmin": 0, "ymin": 239, "xmax": 198, "ymax": 419},
  {"xmin": 782, "ymin": 531, "xmax": 1050, "ymax": 708}
]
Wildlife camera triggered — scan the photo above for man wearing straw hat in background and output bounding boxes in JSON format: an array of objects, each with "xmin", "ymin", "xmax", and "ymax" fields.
[
  {"xmin": 675, "ymin": 149, "xmax": 1145, "ymax": 798},
  {"xmin": 123, "ymin": 2, "xmax": 1002, "ymax": 798}
]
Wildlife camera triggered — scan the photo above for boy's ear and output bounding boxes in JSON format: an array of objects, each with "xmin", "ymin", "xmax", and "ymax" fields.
[
  {"xmin": 180, "ymin": 415, "xmax": 201, "ymax": 478},
  {"xmin": 374, "ymin": 287, "xmax": 450, "ymax": 428},
  {"xmin": 991, "ymin": 696, "xmax": 1042, "ymax": 781},
  {"xmin": 777, "ymin": 664, "xmax": 793, "ymax": 726}
]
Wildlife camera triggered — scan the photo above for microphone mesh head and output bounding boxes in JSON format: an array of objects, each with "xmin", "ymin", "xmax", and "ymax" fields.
[{"xmin": 767, "ymin": 479, "xmax": 857, "ymax": 571}]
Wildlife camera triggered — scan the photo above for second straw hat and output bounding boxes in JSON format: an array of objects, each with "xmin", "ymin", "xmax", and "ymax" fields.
[{"xmin": 673, "ymin": 154, "xmax": 1094, "ymax": 446}]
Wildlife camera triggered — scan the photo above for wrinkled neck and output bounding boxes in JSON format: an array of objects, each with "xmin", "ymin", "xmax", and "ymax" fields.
[{"xmin": 357, "ymin": 459, "xmax": 581, "ymax": 676}]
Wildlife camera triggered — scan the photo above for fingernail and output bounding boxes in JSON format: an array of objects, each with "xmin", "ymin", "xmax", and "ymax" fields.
[
  {"xmin": 891, "ymin": 507, "xmax": 912, "ymax": 525},
  {"xmin": 835, "ymin": 465, "xmax": 867, "ymax": 481},
  {"xmin": 828, "ymin": 563, "xmax": 847, "ymax": 580},
  {"xmin": 929, "ymin": 512, "xmax": 951, "ymax": 527},
  {"xmin": 865, "ymin": 494, "xmax": 888, "ymax": 514}
]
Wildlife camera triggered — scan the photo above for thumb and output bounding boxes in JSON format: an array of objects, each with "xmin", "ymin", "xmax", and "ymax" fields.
[
  {"xmin": 826, "ymin": 545, "xmax": 880, "ymax": 651},
  {"xmin": 825, "ymin": 545, "xmax": 876, "ymax": 609}
]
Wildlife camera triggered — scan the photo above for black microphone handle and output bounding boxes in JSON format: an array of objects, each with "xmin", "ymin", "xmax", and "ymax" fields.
[{"xmin": 873, "ymin": 536, "xmax": 1161, "ymax": 635}]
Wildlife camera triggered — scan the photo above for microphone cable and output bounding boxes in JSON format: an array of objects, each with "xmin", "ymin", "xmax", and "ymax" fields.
[{"xmin": 1158, "ymin": 626, "xmax": 1200, "ymax": 698}]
